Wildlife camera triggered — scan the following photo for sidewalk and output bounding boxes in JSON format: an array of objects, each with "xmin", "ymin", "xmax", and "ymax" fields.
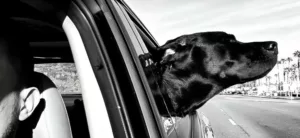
[
  {"xmin": 222, "ymin": 95, "xmax": 300, "ymax": 103},
  {"xmin": 247, "ymin": 95, "xmax": 300, "ymax": 100}
]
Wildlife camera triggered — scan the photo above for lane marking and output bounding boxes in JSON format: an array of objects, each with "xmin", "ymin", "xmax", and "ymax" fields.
[
  {"xmin": 220, "ymin": 109, "xmax": 224, "ymax": 112},
  {"xmin": 228, "ymin": 119, "xmax": 237, "ymax": 125}
]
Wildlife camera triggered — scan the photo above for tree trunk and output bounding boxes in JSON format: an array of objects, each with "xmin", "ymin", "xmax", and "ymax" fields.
[
  {"xmin": 298, "ymin": 59, "xmax": 300, "ymax": 97},
  {"xmin": 298, "ymin": 58, "xmax": 300, "ymax": 80}
]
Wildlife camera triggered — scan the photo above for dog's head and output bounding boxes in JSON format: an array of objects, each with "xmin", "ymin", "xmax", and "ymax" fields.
[
  {"xmin": 158, "ymin": 31, "xmax": 278, "ymax": 116},
  {"xmin": 161, "ymin": 31, "xmax": 278, "ymax": 86}
]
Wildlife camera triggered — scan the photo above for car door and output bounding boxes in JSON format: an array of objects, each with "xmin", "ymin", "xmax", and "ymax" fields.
[
  {"xmin": 66, "ymin": 0, "xmax": 162, "ymax": 137},
  {"xmin": 66, "ymin": 0, "xmax": 213, "ymax": 137},
  {"xmin": 115, "ymin": 1, "xmax": 216, "ymax": 138},
  {"xmin": 99, "ymin": 0, "xmax": 214, "ymax": 138}
]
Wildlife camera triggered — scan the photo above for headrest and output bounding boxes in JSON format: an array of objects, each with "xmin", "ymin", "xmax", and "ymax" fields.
[{"xmin": 16, "ymin": 72, "xmax": 73, "ymax": 138}]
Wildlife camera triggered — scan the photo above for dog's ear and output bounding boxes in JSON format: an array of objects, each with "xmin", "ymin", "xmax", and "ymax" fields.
[
  {"xmin": 162, "ymin": 37, "xmax": 187, "ymax": 49},
  {"xmin": 147, "ymin": 37, "xmax": 188, "ymax": 64},
  {"xmin": 160, "ymin": 49, "xmax": 176, "ymax": 65},
  {"xmin": 158, "ymin": 38, "xmax": 189, "ymax": 65},
  {"xmin": 178, "ymin": 39, "xmax": 186, "ymax": 46},
  {"xmin": 163, "ymin": 38, "xmax": 188, "ymax": 54}
]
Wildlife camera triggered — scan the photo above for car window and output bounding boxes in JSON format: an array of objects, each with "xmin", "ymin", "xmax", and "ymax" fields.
[
  {"xmin": 132, "ymin": 25, "xmax": 182, "ymax": 135},
  {"xmin": 135, "ymin": 26, "xmax": 183, "ymax": 136},
  {"xmin": 115, "ymin": 1, "xmax": 185, "ymax": 137},
  {"xmin": 34, "ymin": 63, "xmax": 81, "ymax": 94}
]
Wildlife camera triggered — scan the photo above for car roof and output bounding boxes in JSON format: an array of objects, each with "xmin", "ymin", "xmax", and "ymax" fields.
[
  {"xmin": 4, "ymin": 0, "xmax": 72, "ymax": 63},
  {"xmin": 5, "ymin": 0, "xmax": 147, "ymax": 64}
]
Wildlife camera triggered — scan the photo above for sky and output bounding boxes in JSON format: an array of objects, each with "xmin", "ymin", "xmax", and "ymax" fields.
[{"xmin": 126, "ymin": 0, "xmax": 300, "ymax": 60}]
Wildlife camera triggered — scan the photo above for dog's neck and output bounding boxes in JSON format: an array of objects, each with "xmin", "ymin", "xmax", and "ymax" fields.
[{"xmin": 150, "ymin": 66, "xmax": 224, "ymax": 117}]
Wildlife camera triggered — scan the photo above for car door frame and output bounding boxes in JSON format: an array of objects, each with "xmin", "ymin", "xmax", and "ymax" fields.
[
  {"xmin": 110, "ymin": 1, "xmax": 215, "ymax": 138},
  {"xmin": 65, "ymin": 0, "xmax": 165, "ymax": 137}
]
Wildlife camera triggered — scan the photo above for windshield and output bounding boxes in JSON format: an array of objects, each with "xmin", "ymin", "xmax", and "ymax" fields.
[{"xmin": 127, "ymin": 0, "xmax": 300, "ymax": 138}]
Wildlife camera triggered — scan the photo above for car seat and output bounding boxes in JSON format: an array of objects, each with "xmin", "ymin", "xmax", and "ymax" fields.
[{"xmin": 16, "ymin": 72, "xmax": 73, "ymax": 138}]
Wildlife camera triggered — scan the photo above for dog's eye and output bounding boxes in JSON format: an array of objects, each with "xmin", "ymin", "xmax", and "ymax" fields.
[
  {"xmin": 222, "ymin": 38, "xmax": 235, "ymax": 43},
  {"xmin": 229, "ymin": 39, "xmax": 236, "ymax": 43}
]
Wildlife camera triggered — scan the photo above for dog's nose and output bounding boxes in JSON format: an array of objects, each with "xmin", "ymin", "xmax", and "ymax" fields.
[
  {"xmin": 262, "ymin": 41, "xmax": 278, "ymax": 54},
  {"xmin": 263, "ymin": 42, "xmax": 277, "ymax": 51}
]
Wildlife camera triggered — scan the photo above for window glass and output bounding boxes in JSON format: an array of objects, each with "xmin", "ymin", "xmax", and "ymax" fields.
[
  {"xmin": 34, "ymin": 63, "xmax": 81, "ymax": 94},
  {"xmin": 133, "ymin": 31, "xmax": 183, "ymax": 136},
  {"xmin": 116, "ymin": 3, "xmax": 183, "ymax": 136}
]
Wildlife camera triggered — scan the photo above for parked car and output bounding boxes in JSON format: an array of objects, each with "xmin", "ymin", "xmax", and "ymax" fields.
[
  {"xmin": 9, "ymin": 0, "xmax": 214, "ymax": 138},
  {"xmin": 248, "ymin": 87, "xmax": 258, "ymax": 96}
]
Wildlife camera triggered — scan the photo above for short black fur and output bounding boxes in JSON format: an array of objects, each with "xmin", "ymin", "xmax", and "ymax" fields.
[{"xmin": 140, "ymin": 31, "xmax": 278, "ymax": 117}]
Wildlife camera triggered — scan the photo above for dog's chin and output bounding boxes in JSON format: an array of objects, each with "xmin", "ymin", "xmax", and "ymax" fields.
[
  {"xmin": 239, "ymin": 68, "xmax": 272, "ymax": 83},
  {"xmin": 237, "ymin": 55, "xmax": 277, "ymax": 82}
]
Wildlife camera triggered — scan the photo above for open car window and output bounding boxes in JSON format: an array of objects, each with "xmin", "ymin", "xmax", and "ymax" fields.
[
  {"xmin": 132, "ymin": 24, "xmax": 183, "ymax": 135},
  {"xmin": 135, "ymin": 24, "xmax": 183, "ymax": 137},
  {"xmin": 115, "ymin": 1, "xmax": 185, "ymax": 137}
]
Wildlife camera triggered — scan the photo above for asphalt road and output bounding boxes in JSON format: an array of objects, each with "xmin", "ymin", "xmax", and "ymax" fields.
[{"xmin": 198, "ymin": 95, "xmax": 300, "ymax": 138}]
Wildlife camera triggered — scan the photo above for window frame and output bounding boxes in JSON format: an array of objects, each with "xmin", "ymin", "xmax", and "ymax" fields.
[
  {"xmin": 98, "ymin": 0, "xmax": 168, "ymax": 137},
  {"xmin": 66, "ymin": 0, "xmax": 166, "ymax": 137},
  {"xmin": 63, "ymin": 15, "xmax": 115, "ymax": 138}
]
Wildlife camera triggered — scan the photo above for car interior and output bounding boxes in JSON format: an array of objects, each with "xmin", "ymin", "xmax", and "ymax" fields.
[
  {"xmin": 7, "ymin": 2, "xmax": 89, "ymax": 138},
  {"xmin": 8, "ymin": 1, "xmax": 181, "ymax": 138}
]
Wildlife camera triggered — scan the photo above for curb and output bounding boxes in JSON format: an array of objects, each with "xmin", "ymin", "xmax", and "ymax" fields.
[{"xmin": 246, "ymin": 95, "xmax": 300, "ymax": 100}]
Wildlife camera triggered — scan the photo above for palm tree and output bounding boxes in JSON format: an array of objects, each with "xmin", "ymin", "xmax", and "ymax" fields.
[
  {"xmin": 284, "ymin": 67, "xmax": 292, "ymax": 96},
  {"xmin": 274, "ymin": 73, "xmax": 281, "ymax": 96},
  {"xmin": 293, "ymin": 50, "xmax": 300, "ymax": 80},
  {"xmin": 291, "ymin": 64, "xmax": 298, "ymax": 82},
  {"xmin": 286, "ymin": 57, "xmax": 293, "ymax": 84},
  {"xmin": 280, "ymin": 58, "xmax": 286, "ymax": 66},
  {"xmin": 291, "ymin": 64, "xmax": 299, "ymax": 97},
  {"xmin": 290, "ymin": 66, "xmax": 297, "ymax": 98},
  {"xmin": 286, "ymin": 57, "xmax": 293, "ymax": 66},
  {"xmin": 284, "ymin": 67, "xmax": 293, "ymax": 84},
  {"xmin": 276, "ymin": 61, "xmax": 281, "ymax": 89},
  {"xmin": 280, "ymin": 58, "xmax": 287, "ymax": 82}
]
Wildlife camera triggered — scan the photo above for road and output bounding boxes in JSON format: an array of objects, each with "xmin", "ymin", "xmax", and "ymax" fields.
[{"xmin": 198, "ymin": 95, "xmax": 300, "ymax": 138}]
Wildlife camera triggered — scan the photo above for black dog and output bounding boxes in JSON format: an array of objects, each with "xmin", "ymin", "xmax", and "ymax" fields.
[{"xmin": 140, "ymin": 31, "xmax": 278, "ymax": 117}]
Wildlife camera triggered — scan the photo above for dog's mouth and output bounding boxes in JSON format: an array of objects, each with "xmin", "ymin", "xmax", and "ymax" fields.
[{"xmin": 237, "ymin": 55, "xmax": 277, "ymax": 83}]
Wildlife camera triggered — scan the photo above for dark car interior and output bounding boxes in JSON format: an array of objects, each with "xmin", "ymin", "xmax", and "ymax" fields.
[
  {"xmin": 6, "ymin": 0, "xmax": 184, "ymax": 138},
  {"xmin": 6, "ymin": 1, "xmax": 90, "ymax": 138}
]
